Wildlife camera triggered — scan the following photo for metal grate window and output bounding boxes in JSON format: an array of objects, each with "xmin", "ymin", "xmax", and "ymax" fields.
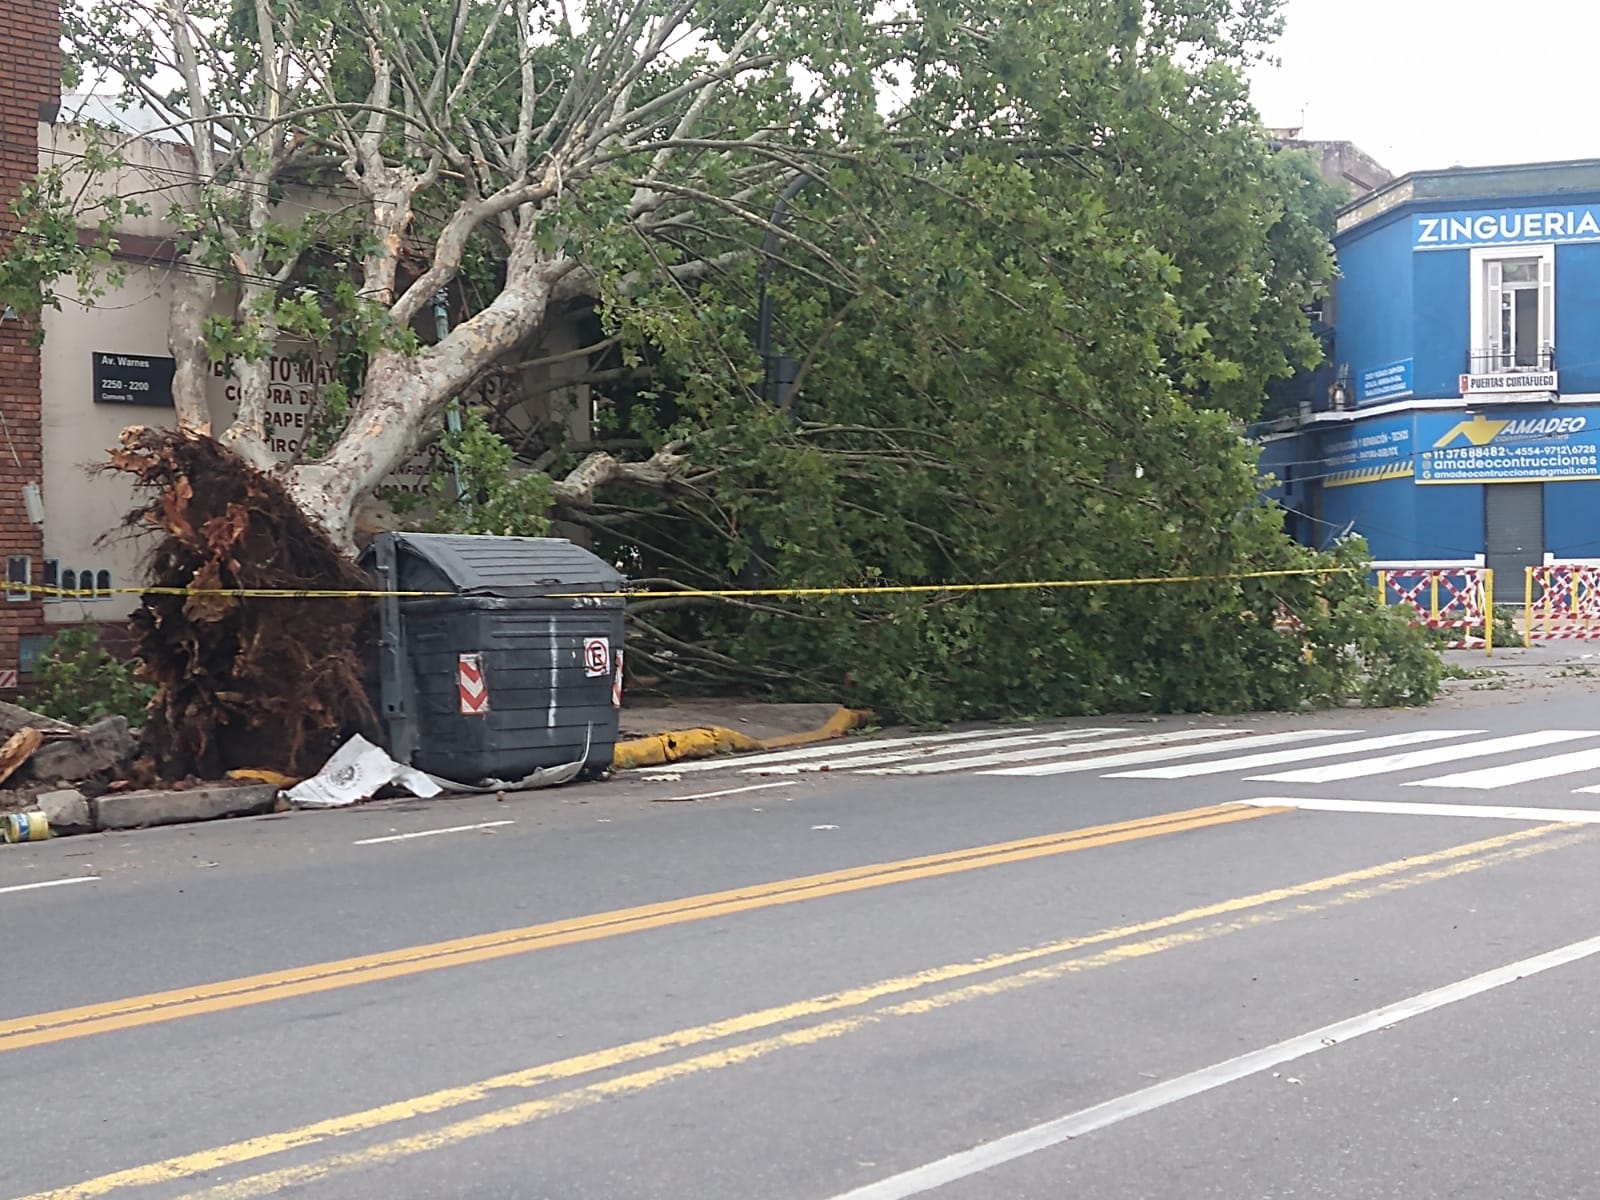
[{"xmin": 6, "ymin": 556, "xmax": 30, "ymax": 602}]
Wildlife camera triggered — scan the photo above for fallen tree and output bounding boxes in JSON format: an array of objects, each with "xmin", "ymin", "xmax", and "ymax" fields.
[
  {"xmin": 0, "ymin": 0, "xmax": 1441, "ymax": 766},
  {"xmin": 3, "ymin": 0, "xmax": 901, "ymax": 769}
]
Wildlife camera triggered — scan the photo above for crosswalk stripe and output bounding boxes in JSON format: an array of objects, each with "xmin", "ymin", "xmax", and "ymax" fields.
[
  {"xmin": 1244, "ymin": 797, "xmax": 1600, "ymax": 823},
  {"xmin": 742, "ymin": 729, "xmax": 1124, "ymax": 774},
  {"xmin": 1250, "ymin": 730, "xmax": 1600, "ymax": 784},
  {"xmin": 1405, "ymin": 746, "xmax": 1600, "ymax": 791},
  {"xmin": 661, "ymin": 727, "xmax": 1027, "ymax": 774},
  {"xmin": 860, "ymin": 729, "xmax": 1242, "ymax": 776},
  {"xmin": 1109, "ymin": 729, "xmax": 1479, "ymax": 780},
  {"xmin": 976, "ymin": 729, "xmax": 1351, "ymax": 777}
]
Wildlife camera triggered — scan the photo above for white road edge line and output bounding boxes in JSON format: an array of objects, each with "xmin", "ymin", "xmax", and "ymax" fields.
[
  {"xmin": 1241, "ymin": 797, "xmax": 1600, "ymax": 823},
  {"xmin": 353, "ymin": 820, "xmax": 516, "ymax": 846},
  {"xmin": 0, "ymin": 877, "xmax": 100, "ymax": 896},
  {"xmin": 658, "ymin": 782, "xmax": 793, "ymax": 802},
  {"xmin": 825, "ymin": 931, "xmax": 1600, "ymax": 1200}
]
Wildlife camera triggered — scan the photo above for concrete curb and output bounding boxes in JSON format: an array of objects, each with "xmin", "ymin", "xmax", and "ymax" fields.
[
  {"xmin": 3, "ymin": 783, "xmax": 284, "ymax": 842},
  {"xmin": 93, "ymin": 783, "xmax": 281, "ymax": 830},
  {"xmin": 611, "ymin": 707, "xmax": 873, "ymax": 771}
]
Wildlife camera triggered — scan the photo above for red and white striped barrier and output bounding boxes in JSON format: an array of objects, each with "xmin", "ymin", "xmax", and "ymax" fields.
[
  {"xmin": 1377, "ymin": 567, "xmax": 1493, "ymax": 652},
  {"xmin": 1525, "ymin": 564, "xmax": 1600, "ymax": 643}
]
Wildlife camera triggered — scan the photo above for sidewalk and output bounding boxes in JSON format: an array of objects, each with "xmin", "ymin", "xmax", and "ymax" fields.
[{"xmin": 1444, "ymin": 641, "xmax": 1600, "ymax": 673}]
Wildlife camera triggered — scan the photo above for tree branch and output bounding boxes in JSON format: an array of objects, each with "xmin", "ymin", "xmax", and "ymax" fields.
[{"xmin": 550, "ymin": 442, "xmax": 691, "ymax": 508}]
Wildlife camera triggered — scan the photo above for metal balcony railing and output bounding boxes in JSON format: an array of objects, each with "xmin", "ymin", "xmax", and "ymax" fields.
[{"xmin": 1467, "ymin": 348, "xmax": 1555, "ymax": 374}]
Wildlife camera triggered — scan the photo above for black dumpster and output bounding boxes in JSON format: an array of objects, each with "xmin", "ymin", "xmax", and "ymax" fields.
[{"xmin": 361, "ymin": 533, "xmax": 625, "ymax": 783}]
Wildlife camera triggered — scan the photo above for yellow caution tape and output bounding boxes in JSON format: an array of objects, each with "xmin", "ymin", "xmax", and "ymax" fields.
[{"xmin": 14, "ymin": 566, "xmax": 1356, "ymax": 602}]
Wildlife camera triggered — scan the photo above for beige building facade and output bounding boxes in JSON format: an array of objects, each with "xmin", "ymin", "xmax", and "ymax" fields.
[{"xmin": 34, "ymin": 116, "xmax": 593, "ymax": 628}]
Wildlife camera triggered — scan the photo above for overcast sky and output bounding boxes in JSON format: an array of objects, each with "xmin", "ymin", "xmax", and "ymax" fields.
[{"xmin": 1248, "ymin": 0, "xmax": 1600, "ymax": 176}]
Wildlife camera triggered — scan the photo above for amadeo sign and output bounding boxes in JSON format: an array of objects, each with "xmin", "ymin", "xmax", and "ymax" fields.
[{"xmin": 1415, "ymin": 206, "xmax": 1600, "ymax": 250}]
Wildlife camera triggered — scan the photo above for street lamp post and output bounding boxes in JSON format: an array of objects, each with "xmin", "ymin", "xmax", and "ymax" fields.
[
  {"xmin": 739, "ymin": 173, "xmax": 813, "ymax": 588},
  {"xmin": 433, "ymin": 288, "xmax": 467, "ymax": 502},
  {"xmin": 754, "ymin": 173, "xmax": 812, "ymax": 410}
]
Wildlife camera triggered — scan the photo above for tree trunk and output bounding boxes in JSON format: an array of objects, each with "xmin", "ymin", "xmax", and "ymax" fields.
[
  {"xmin": 286, "ymin": 265, "xmax": 565, "ymax": 549},
  {"xmin": 167, "ymin": 262, "xmax": 217, "ymax": 435},
  {"xmin": 218, "ymin": 351, "xmax": 277, "ymax": 471}
]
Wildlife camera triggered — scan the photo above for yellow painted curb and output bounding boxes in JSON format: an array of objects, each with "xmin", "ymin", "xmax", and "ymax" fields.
[{"xmin": 611, "ymin": 707, "xmax": 873, "ymax": 771}]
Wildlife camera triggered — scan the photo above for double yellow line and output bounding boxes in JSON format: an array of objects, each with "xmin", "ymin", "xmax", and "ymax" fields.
[
  {"xmin": 15, "ymin": 818, "xmax": 1587, "ymax": 1200},
  {"xmin": 0, "ymin": 803, "xmax": 1270, "ymax": 1056}
]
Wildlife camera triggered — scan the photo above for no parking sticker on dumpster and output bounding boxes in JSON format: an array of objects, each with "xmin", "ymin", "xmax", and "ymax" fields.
[
  {"xmin": 458, "ymin": 653, "xmax": 489, "ymax": 715},
  {"xmin": 583, "ymin": 636, "xmax": 610, "ymax": 678}
]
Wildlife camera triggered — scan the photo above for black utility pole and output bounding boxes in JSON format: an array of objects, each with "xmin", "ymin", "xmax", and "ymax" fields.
[
  {"xmin": 754, "ymin": 173, "xmax": 812, "ymax": 410},
  {"xmin": 739, "ymin": 174, "xmax": 813, "ymax": 589}
]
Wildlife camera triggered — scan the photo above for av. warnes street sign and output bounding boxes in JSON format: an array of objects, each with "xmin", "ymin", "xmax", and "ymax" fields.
[{"xmin": 1415, "ymin": 207, "xmax": 1600, "ymax": 250}]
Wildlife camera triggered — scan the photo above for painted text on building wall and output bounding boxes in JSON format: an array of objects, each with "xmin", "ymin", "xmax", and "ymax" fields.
[
  {"xmin": 209, "ymin": 354, "xmax": 440, "ymax": 493},
  {"xmin": 1358, "ymin": 359, "xmax": 1414, "ymax": 402},
  {"xmin": 1413, "ymin": 206, "xmax": 1600, "ymax": 250}
]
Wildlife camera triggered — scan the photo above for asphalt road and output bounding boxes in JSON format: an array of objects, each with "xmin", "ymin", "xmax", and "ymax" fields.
[{"xmin": 5, "ymin": 680, "xmax": 1600, "ymax": 1199}]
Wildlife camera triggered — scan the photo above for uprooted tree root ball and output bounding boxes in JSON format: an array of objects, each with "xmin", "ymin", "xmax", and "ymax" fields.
[{"xmin": 108, "ymin": 427, "xmax": 380, "ymax": 780}]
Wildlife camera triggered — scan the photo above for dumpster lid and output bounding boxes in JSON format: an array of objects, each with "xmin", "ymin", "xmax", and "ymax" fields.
[{"xmin": 371, "ymin": 533, "xmax": 625, "ymax": 598}]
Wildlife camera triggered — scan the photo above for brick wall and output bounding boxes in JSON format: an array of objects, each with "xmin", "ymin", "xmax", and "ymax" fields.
[{"xmin": 0, "ymin": 0, "xmax": 59, "ymax": 685}]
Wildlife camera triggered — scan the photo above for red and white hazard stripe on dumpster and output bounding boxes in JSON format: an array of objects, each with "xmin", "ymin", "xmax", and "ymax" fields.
[{"xmin": 458, "ymin": 653, "xmax": 489, "ymax": 715}]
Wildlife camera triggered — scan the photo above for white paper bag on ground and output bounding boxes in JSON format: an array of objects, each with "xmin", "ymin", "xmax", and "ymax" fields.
[{"xmin": 287, "ymin": 735, "xmax": 443, "ymax": 808}]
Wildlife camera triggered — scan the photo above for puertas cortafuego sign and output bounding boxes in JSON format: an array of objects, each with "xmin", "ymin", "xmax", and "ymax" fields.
[
  {"xmin": 1458, "ymin": 370, "xmax": 1559, "ymax": 397},
  {"xmin": 208, "ymin": 354, "xmax": 441, "ymax": 494}
]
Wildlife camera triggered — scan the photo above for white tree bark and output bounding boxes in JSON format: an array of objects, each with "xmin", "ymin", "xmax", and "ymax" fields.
[
  {"xmin": 218, "ymin": 348, "xmax": 279, "ymax": 472},
  {"xmin": 61, "ymin": 0, "xmax": 851, "ymax": 552},
  {"xmin": 550, "ymin": 445, "xmax": 690, "ymax": 508},
  {"xmin": 285, "ymin": 259, "xmax": 570, "ymax": 547},
  {"xmin": 167, "ymin": 262, "xmax": 217, "ymax": 435}
]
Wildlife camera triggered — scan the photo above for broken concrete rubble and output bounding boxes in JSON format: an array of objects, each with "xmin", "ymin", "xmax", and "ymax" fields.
[
  {"xmin": 36, "ymin": 787, "xmax": 90, "ymax": 833},
  {"xmin": 27, "ymin": 717, "xmax": 135, "ymax": 784},
  {"xmin": 0, "ymin": 700, "xmax": 73, "ymax": 737},
  {"xmin": 0, "ymin": 699, "xmax": 312, "ymax": 839}
]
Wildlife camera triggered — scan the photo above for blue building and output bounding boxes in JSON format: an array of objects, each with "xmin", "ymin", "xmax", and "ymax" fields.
[{"xmin": 1259, "ymin": 159, "xmax": 1600, "ymax": 583}]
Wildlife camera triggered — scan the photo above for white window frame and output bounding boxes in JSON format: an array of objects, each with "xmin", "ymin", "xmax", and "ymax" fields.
[{"xmin": 1469, "ymin": 243, "xmax": 1555, "ymax": 373}]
